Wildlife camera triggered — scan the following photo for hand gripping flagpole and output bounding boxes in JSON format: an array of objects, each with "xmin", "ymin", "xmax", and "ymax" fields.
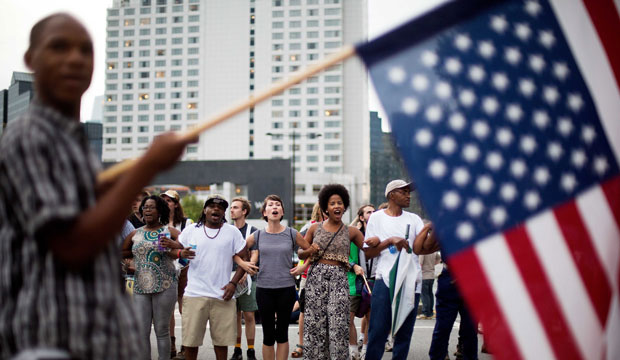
[{"xmin": 97, "ymin": 45, "xmax": 357, "ymax": 184}]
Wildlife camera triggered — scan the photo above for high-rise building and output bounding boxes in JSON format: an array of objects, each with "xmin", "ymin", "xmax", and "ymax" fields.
[
  {"xmin": 0, "ymin": 90, "xmax": 7, "ymax": 136},
  {"xmin": 90, "ymin": 95, "xmax": 105, "ymax": 123},
  {"xmin": 103, "ymin": 0, "xmax": 368, "ymax": 223},
  {"xmin": 369, "ymin": 111, "xmax": 427, "ymax": 217},
  {"xmin": 0, "ymin": 72, "xmax": 35, "ymax": 134},
  {"xmin": 83, "ymin": 122, "xmax": 103, "ymax": 160}
]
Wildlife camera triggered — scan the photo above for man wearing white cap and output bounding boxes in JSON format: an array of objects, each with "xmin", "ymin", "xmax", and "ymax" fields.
[{"xmin": 363, "ymin": 180, "xmax": 437, "ymax": 359}]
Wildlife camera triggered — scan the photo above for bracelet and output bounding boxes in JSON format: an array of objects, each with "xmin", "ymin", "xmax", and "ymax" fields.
[
  {"xmin": 349, "ymin": 261, "xmax": 356, "ymax": 271},
  {"xmin": 228, "ymin": 281, "xmax": 237, "ymax": 287},
  {"xmin": 177, "ymin": 249, "xmax": 182, "ymax": 258}
]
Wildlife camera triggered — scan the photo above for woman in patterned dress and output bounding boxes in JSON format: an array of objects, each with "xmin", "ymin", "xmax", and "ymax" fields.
[
  {"xmin": 122, "ymin": 195, "xmax": 181, "ymax": 360},
  {"xmin": 302, "ymin": 184, "xmax": 365, "ymax": 360}
]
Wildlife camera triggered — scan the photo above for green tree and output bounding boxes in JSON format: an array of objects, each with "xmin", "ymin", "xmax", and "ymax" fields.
[{"xmin": 181, "ymin": 194, "xmax": 203, "ymax": 223}]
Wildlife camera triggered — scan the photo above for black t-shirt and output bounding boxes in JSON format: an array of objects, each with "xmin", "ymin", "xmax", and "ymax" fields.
[{"xmin": 128, "ymin": 213, "xmax": 145, "ymax": 229}]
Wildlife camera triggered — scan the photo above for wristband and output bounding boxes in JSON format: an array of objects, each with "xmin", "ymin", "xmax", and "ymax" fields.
[
  {"xmin": 177, "ymin": 249, "xmax": 182, "ymax": 258},
  {"xmin": 349, "ymin": 261, "xmax": 356, "ymax": 271},
  {"xmin": 229, "ymin": 281, "xmax": 237, "ymax": 287}
]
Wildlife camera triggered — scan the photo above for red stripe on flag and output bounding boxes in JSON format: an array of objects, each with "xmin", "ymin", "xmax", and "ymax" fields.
[
  {"xmin": 554, "ymin": 201, "xmax": 612, "ymax": 326},
  {"xmin": 449, "ymin": 248, "xmax": 522, "ymax": 360},
  {"xmin": 582, "ymin": 0, "xmax": 620, "ymax": 89},
  {"xmin": 601, "ymin": 176, "xmax": 620, "ymax": 231},
  {"xmin": 504, "ymin": 225, "xmax": 583, "ymax": 360}
]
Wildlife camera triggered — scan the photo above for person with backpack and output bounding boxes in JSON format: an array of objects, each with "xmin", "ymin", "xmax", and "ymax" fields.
[{"xmin": 234, "ymin": 194, "xmax": 317, "ymax": 360}]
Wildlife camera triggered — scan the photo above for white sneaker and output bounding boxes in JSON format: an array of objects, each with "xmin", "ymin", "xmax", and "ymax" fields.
[
  {"xmin": 360, "ymin": 347, "xmax": 367, "ymax": 360},
  {"xmin": 357, "ymin": 335, "xmax": 364, "ymax": 351},
  {"xmin": 350, "ymin": 347, "xmax": 360, "ymax": 360}
]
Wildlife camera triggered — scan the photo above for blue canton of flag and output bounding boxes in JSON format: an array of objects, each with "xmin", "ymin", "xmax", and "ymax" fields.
[
  {"xmin": 357, "ymin": 1, "xmax": 620, "ymax": 360},
  {"xmin": 359, "ymin": 0, "xmax": 618, "ymax": 256}
]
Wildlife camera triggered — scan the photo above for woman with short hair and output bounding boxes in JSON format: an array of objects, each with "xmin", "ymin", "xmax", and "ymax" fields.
[{"xmin": 235, "ymin": 194, "xmax": 317, "ymax": 360}]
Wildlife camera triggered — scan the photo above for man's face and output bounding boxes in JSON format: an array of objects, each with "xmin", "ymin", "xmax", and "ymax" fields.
[
  {"xmin": 203, "ymin": 203, "xmax": 225, "ymax": 226},
  {"xmin": 26, "ymin": 16, "xmax": 93, "ymax": 109},
  {"xmin": 132, "ymin": 195, "xmax": 144, "ymax": 214},
  {"xmin": 361, "ymin": 206, "xmax": 375, "ymax": 224},
  {"xmin": 390, "ymin": 187, "xmax": 411, "ymax": 209},
  {"xmin": 230, "ymin": 200, "xmax": 246, "ymax": 221},
  {"xmin": 162, "ymin": 196, "xmax": 176, "ymax": 212}
]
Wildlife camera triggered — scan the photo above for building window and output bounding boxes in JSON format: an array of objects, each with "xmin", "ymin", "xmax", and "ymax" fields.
[
  {"xmin": 325, "ymin": 19, "xmax": 341, "ymax": 26},
  {"xmin": 325, "ymin": 110, "xmax": 340, "ymax": 116},
  {"xmin": 324, "ymin": 143, "xmax": 340, "ymax": 150}
]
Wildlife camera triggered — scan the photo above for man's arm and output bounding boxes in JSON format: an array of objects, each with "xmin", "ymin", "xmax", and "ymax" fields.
[
  {"xmin": 363, "ymin": 236, "xmax": 409, "ymax": 258},
  {"xmin": 413, "ymin": 223, "xmax": 440, "ymax": 255},
  {"xmin": 46, "ymin": 133, "xmax": 194, "ymax": 270}
]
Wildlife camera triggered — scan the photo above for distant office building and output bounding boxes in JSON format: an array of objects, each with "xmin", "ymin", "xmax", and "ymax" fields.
[
  {"xmin": 369, "ymin": 111, "xmax": 426, "ymax": 217},
  {"xmin": 0, "ymin": 89, "xmax": 7, "ymax": 136},
  {"xmin": 0, "ymin": 72, "xmax": 104, "ymax": 161},
  {"xmin": 103, "ymin": 0, "xmax": 368, "ymax": 223},
  {"xmin": 83, "ymin": 122, "xmax": 103, "ymax": 160},
  {"xmin": 104, "ymin": 158, "xmax": 293, "ymax": 222},
  {"xmin": 0, "ymin": 72, "xmax": 35, "ymax": 132},
  {"xmin": 90, "ymin": 95, "xmax": 105, "ymax": 122}
]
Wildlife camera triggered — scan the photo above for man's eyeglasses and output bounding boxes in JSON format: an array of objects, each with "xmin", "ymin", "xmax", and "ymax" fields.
[{"xmin": 393, "ymin": 188, "xmax": 411, "ymax": 194}]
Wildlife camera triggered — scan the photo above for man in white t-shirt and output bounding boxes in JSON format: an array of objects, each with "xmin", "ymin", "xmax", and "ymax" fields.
[
  {"xmin": 177, "ymin": 195, "xmax": 247, "ymax": 360},
  {"xmin": 363, "ymin": 180, "xmax": 439, "ymax": 360}
]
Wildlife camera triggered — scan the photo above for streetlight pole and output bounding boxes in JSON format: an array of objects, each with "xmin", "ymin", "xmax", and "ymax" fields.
[
  {"xmin": 291, "ymin": 131, "xmax": 296, "ymax": 226},
  {"xmin": 267, "ymin": 131, "xmax": 321, "ymax": 226}
]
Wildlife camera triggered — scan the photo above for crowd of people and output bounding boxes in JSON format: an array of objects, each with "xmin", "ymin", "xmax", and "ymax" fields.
[
  {"xmin": 113, "ymin": 179, "xmax": 483, "ymax": 360},
  {"xmin": 0, "ymin": 12, "xmax": 486, "ymax": 360}
]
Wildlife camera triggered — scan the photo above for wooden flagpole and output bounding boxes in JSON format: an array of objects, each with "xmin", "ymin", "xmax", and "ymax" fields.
[{"xmin": 97, "ymin": 44, "xmax": 357, "ymax": 184}]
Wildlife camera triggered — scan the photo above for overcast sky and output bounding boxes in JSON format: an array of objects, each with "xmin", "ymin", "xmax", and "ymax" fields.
[{"xmin": 0, "ymin": 0, "xmax": 444, "ymax": 122}]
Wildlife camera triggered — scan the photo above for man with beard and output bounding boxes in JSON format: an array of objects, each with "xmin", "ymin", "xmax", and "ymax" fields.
[{"xmin": 176, "ymin": 195, "xmax": 248, "ymax": 360}]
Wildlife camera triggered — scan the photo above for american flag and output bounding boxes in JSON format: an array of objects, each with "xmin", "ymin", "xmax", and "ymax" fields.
[{"xmin": 357, "ymin": 0, "xmax": 620, "ymax": 359}]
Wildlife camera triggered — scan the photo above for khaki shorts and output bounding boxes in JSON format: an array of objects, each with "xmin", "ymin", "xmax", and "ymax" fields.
[
  {"xmin": 182, "ymin": 296, "xmax": 236, "ymax": 347},
  {"xmin": 350, "ymin": 295, "xmax": 362, "ymax": 313}
]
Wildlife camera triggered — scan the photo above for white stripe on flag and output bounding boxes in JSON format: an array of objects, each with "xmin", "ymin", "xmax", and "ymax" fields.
[
  {"xmin": 549, "ymin": 0, "xmax": 620, "ymax": 161},
  {"xmin": 527, "ymin": 211, "xmax": 604, "ymax": 360},
  {"xmin": 606, "ymin": 295, "xmax": 620, "ymax": 360},
  {"xmin": 576, "ymin": 184, "xmax": 620, "ymax": 359},
  {"xmin": 576, "ymin": 185, "xmax": 620, "ymax": 287},
  {"xmin": 475, "ymin": 234, "xmax": 555, "ymax": 360}
]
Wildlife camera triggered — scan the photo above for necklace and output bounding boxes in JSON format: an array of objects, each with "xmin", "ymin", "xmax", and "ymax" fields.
[{"xmin": 203, "ymin": 224, "xmax": 222, "ymax": 239}]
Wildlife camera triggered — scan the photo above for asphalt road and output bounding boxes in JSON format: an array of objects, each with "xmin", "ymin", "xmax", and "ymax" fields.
[{"xmin": 151, "ymin": 307, "xmax": 494, "ymax": 360}]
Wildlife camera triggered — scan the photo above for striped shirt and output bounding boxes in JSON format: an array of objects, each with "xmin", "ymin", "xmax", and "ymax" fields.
[{"xmin": 0, "ymin": 101, "xmax": 144, "ymax": 359}]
